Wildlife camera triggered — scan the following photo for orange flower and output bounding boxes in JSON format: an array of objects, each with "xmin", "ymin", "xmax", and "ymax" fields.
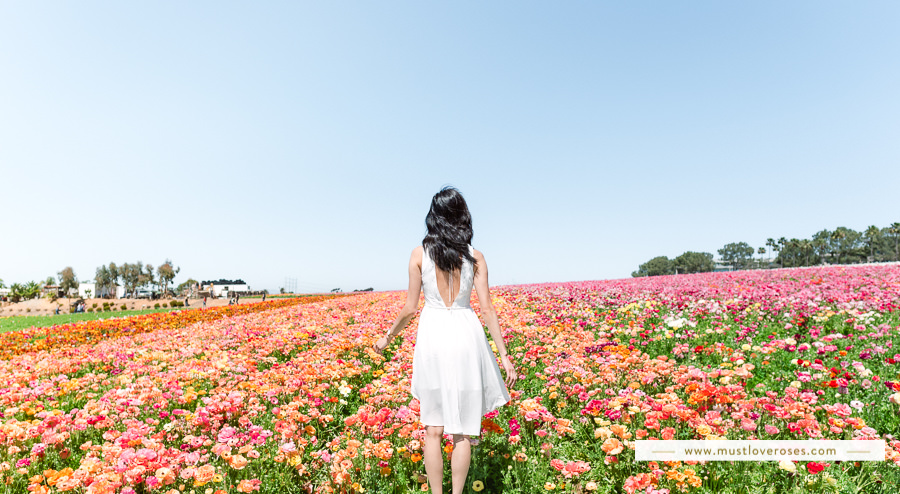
[
  {"xmin": 601, "ymin": 437, "xmax": 624, "ymax": 455},
  {"xmin": 229, "ymin": 455, "xmax": 249, "ymax": 470},
  {"xmin": 194, "ymin": 464, "xmax": 216, "ymax": 484},
  {"xmin": 236, "ymin": 479, "xmax": 262, "ymax": 493}
]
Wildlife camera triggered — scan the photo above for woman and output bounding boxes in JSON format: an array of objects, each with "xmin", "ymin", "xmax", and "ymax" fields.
[{"xmin": 374, "ymin": 187, "xmax": 517, "ymax": 494}]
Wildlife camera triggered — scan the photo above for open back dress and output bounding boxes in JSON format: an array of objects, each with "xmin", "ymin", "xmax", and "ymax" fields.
[{"xmin": 410, "ymin": 245, "xmax": 510, "ymax": 436}]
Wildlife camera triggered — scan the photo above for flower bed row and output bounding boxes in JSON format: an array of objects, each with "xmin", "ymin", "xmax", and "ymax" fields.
[
  {"xmin": 0, "ymin": 266, "xmax": 899, "ymax": 493},
  {"xmin": 0, "ymin": 296, "xmax": 343, "ymax": 360}
]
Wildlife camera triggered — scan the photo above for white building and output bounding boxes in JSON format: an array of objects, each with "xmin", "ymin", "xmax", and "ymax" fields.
[
  {"xmin": 78, "ymin": 282, "xmax": 125, "ymax": 299},
  {"xmin": 201, "ymin": 279, "xmax": 250, "ymax": 298}
]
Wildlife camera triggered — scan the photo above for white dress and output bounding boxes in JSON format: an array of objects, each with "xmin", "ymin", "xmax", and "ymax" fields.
[{"xmin": 410, "ymin": 245, "xmax": 510, "ymax": 436}]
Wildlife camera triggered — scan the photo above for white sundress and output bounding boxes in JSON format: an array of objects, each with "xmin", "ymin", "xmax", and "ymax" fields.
[{"xmin": 410, "ymin": 245, "xmax": 510, "ymax": 436}]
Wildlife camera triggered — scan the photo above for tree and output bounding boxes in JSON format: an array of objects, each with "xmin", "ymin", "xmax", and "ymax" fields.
[
  {"xmin": 812, "ymin": 229, "xmax": 831, "ymax": 265},
  {"xmin": 799, "ymin": 239, "xmax": 813, "ymax": 266},
  {"xmin": 864, "ymin": 225, "xmax": 881, "ymax": 262},
  {"xmin": 673, "ymin": 251, "xmax": 715, "ymax": 274},
  {"xmin": 765, "ymin": 238, "xmax": 778, "ymax": 265},
  {"xmin": 889, "ymin": 222, "xmax": 900, "ymax": 261},
  {"xmin": 0, "ymin": 278, "xmax": 4, "ymax": 289},
  {"xmin": 632, "ymin": 256, "xmax": 674, "ymax": 277},
  {"xmin": 718, "ymin": 242, "xmax": 754, "ymax": 271},
  {"xmin": 95, "ymin": 265, "xmax": 112, "ymax": 298},
  {"xmin": 757, "ymin": 247, "xmax": 766, "ymax": 268},
  {"xmin": 44, "ymin": 276, "xmax": 55, "ymax": 286},
  {"xmin": 176, "ymin": 278, "xmax": 198, "ymax": 296},
  {"xmin": 831, "ymin": 227, "xmax": 862, "ymax": 264},
  {"xmin": 157, "ymin": 259, "xmax": 180, "ymax": 296},
  {"xmin": 120, "ymin": 262, "xmax": 142, "ymax": 297},
  {"xmin": 57, "ymin": 267, "xmax": 78, "ymax": 295},
  {"xmin": 142, "ymin": 263, "xmax": 155, "ymax": 292},
  {"xmin": 8, "ymin": 283, "xmax": 23, "ymax": 302},
  {"xmin": 22, "ymin": 281, "xmax": 41, "ymax": 300},
  {"xmin": 108, "ymin": 262, "xmax": 119, "ymax": 295}
]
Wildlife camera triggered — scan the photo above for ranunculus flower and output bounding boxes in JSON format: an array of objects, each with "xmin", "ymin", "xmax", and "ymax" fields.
[{"xmin": 236, "ymin": 479, "xmax": 262, "ymax": 493}]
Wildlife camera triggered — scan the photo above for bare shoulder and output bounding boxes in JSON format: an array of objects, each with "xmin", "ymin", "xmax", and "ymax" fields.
[
  {"xmin": 472, "ymin": 248, "xmax": 487, "ymax": 271},
  {"xmin": 411, "ymin": 246, "xmax": 424, "ymax": 264}
]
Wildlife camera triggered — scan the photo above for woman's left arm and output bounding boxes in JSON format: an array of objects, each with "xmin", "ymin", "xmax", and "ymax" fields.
[
  {"xmin": 473, "ymin": 249, "xmax": 517, "ymax": 388},
  {"xmin": 374, "ymin": 247, "xmax": 423, "ymax": 354}
]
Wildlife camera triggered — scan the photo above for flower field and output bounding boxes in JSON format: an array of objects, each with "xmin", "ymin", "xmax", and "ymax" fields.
[{"xmin": 1, "ymin": 267, "xmax": 900, "ymax": 494}]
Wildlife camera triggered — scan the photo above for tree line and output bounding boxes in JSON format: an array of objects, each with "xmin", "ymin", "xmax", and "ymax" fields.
[
  {"xmin": 93, "ymin": 259, "xmax": 180, "ymax": 298},
  {"xmin": 633, "ymin": 222, "xmax": 900, "ymax": 277},
  {"xmin": 1, "ymin": 259, "xmax": 182, "ymax": 302}
]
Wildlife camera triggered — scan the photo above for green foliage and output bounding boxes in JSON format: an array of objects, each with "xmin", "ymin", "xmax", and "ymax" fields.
[
  {"xmin": 632, "ymin": 256, "xmax": 673, "ymax": 277},
  {"xmin": 718, "ymin": 241, "xmax": 755, "ymax": 270},
  {"xmin": 57, "ymin": 266, "xmax": 78, "ymax": 295},
  {"xmin": 7, "ymin": 281, "xmax": 42, "ymax": 302},
  {"xmin": 638, "ymin": 221, "xmax": 900, "ymax": 275},
  {"xmin": 157, "ymin": 259, "xmax": 180, "ymax": 295},
  {"xmin": 673, "ymin": 251, "xmax": 714, "ymax": 274}
]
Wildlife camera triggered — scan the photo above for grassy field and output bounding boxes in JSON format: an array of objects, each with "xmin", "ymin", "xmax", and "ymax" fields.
[{"xmin": 0, "ymin": 307, "xmax": 188, "ymax": 333}]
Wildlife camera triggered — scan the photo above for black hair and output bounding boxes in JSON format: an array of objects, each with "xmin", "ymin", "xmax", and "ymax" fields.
[{"xmin": 422, "ymin": 186, "xmax": 476, "ymax": 272}]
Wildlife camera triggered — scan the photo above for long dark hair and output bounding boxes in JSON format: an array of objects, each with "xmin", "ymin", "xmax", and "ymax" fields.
[{"xmin": 422, "ymin": 186, "xmax": 476, "ymax": 272}]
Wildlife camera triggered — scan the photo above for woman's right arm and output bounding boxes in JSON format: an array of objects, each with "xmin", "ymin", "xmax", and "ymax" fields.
[{"xmin": 374, "ymin": 247, "xmax": 423, "ymax": 353}]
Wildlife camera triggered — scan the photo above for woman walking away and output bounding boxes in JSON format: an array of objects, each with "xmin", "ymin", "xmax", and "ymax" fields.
[{"xmin": 374, "ymin": 186, "xmax": 517, "ymax": 494}]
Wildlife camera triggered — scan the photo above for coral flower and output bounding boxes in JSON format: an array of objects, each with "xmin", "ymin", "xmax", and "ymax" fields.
[{"xmin": 601, "ymin": 437, "xmax": 624, "ymax": 455}]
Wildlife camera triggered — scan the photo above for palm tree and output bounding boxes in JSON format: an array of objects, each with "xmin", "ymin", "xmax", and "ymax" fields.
[
  {"xmin": 757, "ymin": 247, "xmax": 766, "ymax": 269},
  {"xmin": 864, "ymin": 225, "xmax": 881, "ymax": 262},
  {"xmin": 799, "ymin": 239, "xmax": 813, "ymax": 266},
  {"xmin": 831, "ymin": 229, "xmax": 847, "ymax": 264},
  {"xmin": 766, "ymin": 238, "xmax": 777, "ymax": 265},
  {"xmin": 777, "ymin": 237, "xmax": 787, "ymax": 268}
]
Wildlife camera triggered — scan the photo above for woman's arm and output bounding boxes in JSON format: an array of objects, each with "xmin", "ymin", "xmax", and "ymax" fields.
[
  {"xmin": 374, "ymin": 247, "xmax": 423, "ymax": 353},
  {"xmin": 472, "ymin": 249, "xmax": 518, "ymax": 388}
]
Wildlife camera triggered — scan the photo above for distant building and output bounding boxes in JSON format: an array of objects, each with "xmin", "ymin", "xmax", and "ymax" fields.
[
  {"xmin": 78, "ymin": 282, "xmax": 125, "ymax": 299},
  {"xmin": 201, "ymin": 279, "xmax": 250, "ymax": 298},
  {"xmin": 713, "ymin": 259, "xmax": 732, "ymax": 272}
]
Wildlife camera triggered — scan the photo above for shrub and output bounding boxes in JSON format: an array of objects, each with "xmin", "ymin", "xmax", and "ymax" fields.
[
  {"xmin": 87, "ymin": 308, "xmax": 93, "ymax": 312},
  {"xmin": 162, "ymin": 303, "xmax": 168, "ymax": 308},
  {"xmin": 121, "ymin": 304, "xmax": 127, "ymax": 310},
  {"xmin": 92, "ymin": 303, "xmax": 98, "ymax": 308},
  {"xmin": 154, "ymin": 303, "xmax": 160, "ymax": 309}
]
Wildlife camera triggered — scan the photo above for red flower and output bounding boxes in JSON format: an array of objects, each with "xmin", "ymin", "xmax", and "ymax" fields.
[{"xmin": 806, "ymin": 462, "xmax": 825, "ymax": 474}]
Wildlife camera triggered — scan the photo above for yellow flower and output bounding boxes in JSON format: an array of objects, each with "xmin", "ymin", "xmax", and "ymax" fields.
[
  {"xmin": 544, "ymin": 482, "xmax": 556, "ymax": 490},
  {"xmin": 472, "ymin": 480, "xmax": 484, "ymax": 491}
]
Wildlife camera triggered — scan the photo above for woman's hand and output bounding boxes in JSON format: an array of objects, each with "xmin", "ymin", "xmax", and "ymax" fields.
[
  {"xmin": 373, "ymin": 336, "xmax": 390, "ymax": 355},
  {"xmin": 501, "ymin": 355, "xmax": 517, "ymax": 389}
]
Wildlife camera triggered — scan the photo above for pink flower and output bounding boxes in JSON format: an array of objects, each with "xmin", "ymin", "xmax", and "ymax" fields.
[{"xmin": 764, "ymin": 425, "xmax": 779, "ymax": 435}]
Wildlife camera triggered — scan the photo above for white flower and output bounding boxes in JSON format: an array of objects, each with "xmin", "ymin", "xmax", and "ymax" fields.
[
  {"xmin": 338, "ymin": 380, "xmax": 352, "ymax": 397},
  {"xmin": 778, "ymin": 460, "xmax": 796, "ymax": 473}
]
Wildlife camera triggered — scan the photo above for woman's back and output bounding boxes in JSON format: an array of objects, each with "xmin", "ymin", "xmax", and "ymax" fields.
[{"xmin": 421, "ymin": 245, "xmax": 474, "ymax": 310}]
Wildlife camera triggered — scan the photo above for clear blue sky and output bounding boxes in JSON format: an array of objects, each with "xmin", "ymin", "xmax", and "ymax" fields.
[{"xmin": 2, "ymin": 1, "xmax": 898, "ymax": 293}]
